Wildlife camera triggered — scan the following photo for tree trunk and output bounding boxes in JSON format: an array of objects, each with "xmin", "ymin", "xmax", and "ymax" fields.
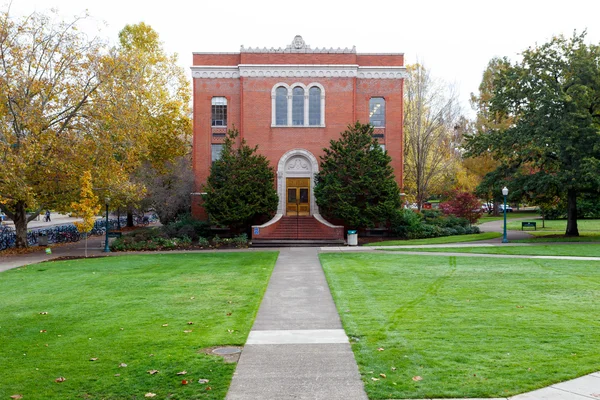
[
  {"xmin": 565, "ymin": 189, "xmax": 579, "ymax": 236},
  {"xmin": 493, "ymin": 200, "xmax": 500, "ymax": 216},
  {"xmin": 13, "ymin": 201, "xmax": 29, "ymax": 248},
  {"xmin": 127, "ymin": 209, "xmax": 134, "ymax": 227}
]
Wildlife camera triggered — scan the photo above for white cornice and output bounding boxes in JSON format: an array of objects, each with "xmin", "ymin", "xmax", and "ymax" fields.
[{"xmin": 191, "ymin": 64, "xmax": 406, "ymax": 79}]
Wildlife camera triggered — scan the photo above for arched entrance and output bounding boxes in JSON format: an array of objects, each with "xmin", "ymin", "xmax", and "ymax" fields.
[{"xmin": 276, "ymin": 149, "xmax": 319, "ymax": 216}]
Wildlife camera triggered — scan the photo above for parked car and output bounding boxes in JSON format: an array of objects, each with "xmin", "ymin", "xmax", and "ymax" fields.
[
  {"xmin": 481, "ymin": 204, "xmax": 490, "ymax": 213},
  {"xmin": 498, "ymin": 204, "xmax": 513, "ymax": 212}
]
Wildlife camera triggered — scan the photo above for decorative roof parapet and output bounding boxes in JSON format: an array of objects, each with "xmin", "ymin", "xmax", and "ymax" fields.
[{"xmin": 241, "ymin": 35, "xmax": 356, "ymax": 54}]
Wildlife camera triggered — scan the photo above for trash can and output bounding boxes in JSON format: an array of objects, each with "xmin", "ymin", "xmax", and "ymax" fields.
[
  {"xmin": 38, "ymin": 233, "xmax": 48, "ymax": 246},
  {"xmin": 347, "ymin": 230, "xmax": 358, "ymax": 246}
]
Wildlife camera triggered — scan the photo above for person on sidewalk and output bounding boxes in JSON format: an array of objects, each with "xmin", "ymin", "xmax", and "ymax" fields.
[{"xmin": 45, "ymin": 210, "xmax": 51, "ymax": 222}]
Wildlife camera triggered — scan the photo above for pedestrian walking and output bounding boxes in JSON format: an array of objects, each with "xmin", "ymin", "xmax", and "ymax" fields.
[{"xmin": 45, "ymin": 210, "xmax": 51, "ymax": 222}]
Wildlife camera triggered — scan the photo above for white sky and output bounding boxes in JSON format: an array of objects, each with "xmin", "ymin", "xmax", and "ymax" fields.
[{"xmin": 8, "ymin": 0, "xmax": 600, "ymax": 117}]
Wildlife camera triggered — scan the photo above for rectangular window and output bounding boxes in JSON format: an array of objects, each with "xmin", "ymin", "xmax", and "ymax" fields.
[
  {"xmin": 211, "ymin": 144, "xmax": 224, "ymax": 163},
  {"xmin": 211, "ymin": 97, "xmax": 227, "ymax": 126},
  {"xmin": 369, "ymin": 97, "xmax": 385, "ymax": 127}
]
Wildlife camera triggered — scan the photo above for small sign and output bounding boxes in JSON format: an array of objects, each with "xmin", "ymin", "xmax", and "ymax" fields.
[{"xmin": 253, "ymin": 227, "xmax": 259, "ymax": 235}]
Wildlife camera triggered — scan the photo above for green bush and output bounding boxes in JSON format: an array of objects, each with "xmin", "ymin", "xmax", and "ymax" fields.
[
  {"xmin": 232, "ymin": 234, "xmax": 249, "ymax": 248},
  {"xmin": 390, "ymin": 208, "xmax": 477, "ymax": 240},
  {"xmin": 162, "ymin": 213, "xmax": 211, "ymax": 240},
  {"xmin": 197, "ymin": 237, "xmax": 210, "ymax": 248}
]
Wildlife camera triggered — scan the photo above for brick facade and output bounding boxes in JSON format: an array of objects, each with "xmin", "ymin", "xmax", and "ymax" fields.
[{"xmin": 191, "ymin": 36, "xmax": 405, "ymax": 229}]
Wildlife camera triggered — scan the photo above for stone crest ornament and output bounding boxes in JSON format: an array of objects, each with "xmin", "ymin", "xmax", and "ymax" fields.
[
  {"xmin": 293, "ymin": 35, "xmax": 305, "ymax": 49},
  {"xmin": 287, "ymin": 157, "xmax": 309, "ymax": 171}
]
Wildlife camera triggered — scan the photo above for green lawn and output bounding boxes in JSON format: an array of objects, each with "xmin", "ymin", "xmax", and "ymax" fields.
[
  {"xmin": 507, "ymin": 218, "xmax": 600, "ymax": 233},
  {"xmin": 382, "ymin": 244, "xmax": 600, "ymax": 257},
  {"xmin": 478, "ymin": 211, "xmax": 539, "ymax": 223},
  {"xmin": 365, "ymin": 232, "xmax": 501, "ymax": 247},
  {"xmin": 320, "ymin": 253, "xmax": 600, "ymax": 399},
  {"xmin": 0, "ymin": 253, "xmax": 278, "ymax": 400}
]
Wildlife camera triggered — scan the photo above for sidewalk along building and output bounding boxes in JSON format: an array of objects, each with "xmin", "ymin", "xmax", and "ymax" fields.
[{"xmin": 191, "ymin": 36, "xmax": 405, "ymax": 244}]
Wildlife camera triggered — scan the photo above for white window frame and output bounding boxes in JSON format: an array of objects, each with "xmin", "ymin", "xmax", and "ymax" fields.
[{"xmin": 271, "ymin": 82, "xmax": 325, "ymax": 127}]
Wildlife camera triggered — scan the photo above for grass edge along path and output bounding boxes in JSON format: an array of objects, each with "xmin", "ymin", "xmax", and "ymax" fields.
[
  {"xmin": 381, "ymin": 243, "xmax": 600, "ymax": 257},
  {"xmin": 365, "ymin": 232, "xmax": 501, "ymax": 247},
  {"xmin": 0, "ymin": 252, "xmax": 278, "ymax": 400},
  {"xmin": 320, "ymin": 252, "xmax": 600, "ymax": 399}
]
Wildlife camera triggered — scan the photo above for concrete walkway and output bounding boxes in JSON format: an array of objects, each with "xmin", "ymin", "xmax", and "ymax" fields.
[{"xmin": 226, "ymin": 247, "xmax": 367, "ymax": 399}]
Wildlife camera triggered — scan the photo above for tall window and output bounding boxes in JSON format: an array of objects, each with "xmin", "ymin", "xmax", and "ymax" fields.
[
  {"xmin": 271, "ymin": 83, "xmax": 325, "ymax": 127},
  {"xmin": 369, "ymin": 97, "xmax": 385, "ymax": 127},
  {"xmin": 308, "ymin": 87, "xmax": 321, "ymax": 126},
  {"xmin": 211, "ymin": 97, "xmax": 227, "ymax": 126},
  {"xmin": 211, "ymin": 144, "xmax": 224, "ymax": 163},
  {"xmin": 275, "ymin": 87, "xmax": 288, "ymax": 126},
  {"xmin": 292, "ymin": 87, "xmax": 304, "ymax": 126}
]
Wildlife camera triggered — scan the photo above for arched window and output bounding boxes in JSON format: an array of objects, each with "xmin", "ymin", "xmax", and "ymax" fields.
[
  {"xmin": 308, "ymin": 87, "xmax": 321, "ymax": 126},
  {"xmin": 369, "ymin": 97, "xmax": 385, "ymax": 127},
  {"xmin": 271, "ymin": 83, "xmax": 325, "ymax": 127},
  {"xmin": 211, "ymin": 97, "xmax": 227, "ymax": 126},
  {"xmin": 275, "ymin": 87, "xmax": 288, "ymax": 126},
  {"xmin": 292, "ymin": 87, "xmax": 304, "ymax": 126}
]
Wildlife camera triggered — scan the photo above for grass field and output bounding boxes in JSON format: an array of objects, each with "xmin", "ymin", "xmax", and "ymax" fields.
[
  {"xmin": 365, "ymin": 232, "xmax": 501, "ymax": 247},
  {"xmin": 507, "ymin": 218, "xmax": 600, "ymax": 234},
  {"xmin": 0, "ymin": 253, "xmax": 278, "ymax": 400},
  {"xmin": 320, "ymin": 253, "xmax": 600, "ymax": 399},
  {"xmin": 478, "ymin": 211, "xmax": 539, "ymax": 223},
  {"xmin": 381, "ymin": 244, "xmax": 600, "ymax": 257}
]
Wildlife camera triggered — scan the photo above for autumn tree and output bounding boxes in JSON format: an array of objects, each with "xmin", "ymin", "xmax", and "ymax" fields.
[
  {"xmin": 71, "ymin": 171, "xmax": 101, "ymax": 256},
  {"xmin": 464, "ymin": 33, "xmax": 600, "ymax": 236},
  {"xmin": 0, "ymin": 10, "xmax": 111, "ymax": 247},
  {"xmin": 203, "ymin": 129, "xmax": 278, "ymax": 233},
  {"xmin": 314, "ymin": 122, "xmax": 401, "ymax": 229},
  {"xmin": 0, "ymin": 11, "xmax": 191, "ymax": 247},
  {"xmin": 101, "ymin": 22, "xmax": 192, "ymax": 225},
  {"xmin": 439, "ymin": 190, "xmax": 482, "ymax": 224},
  {"xmin": 403, "ymin": 64, "xmax": 462, "ymax": 209}
]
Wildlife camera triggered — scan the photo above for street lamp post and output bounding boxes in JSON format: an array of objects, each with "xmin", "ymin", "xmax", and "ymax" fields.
[
  {"xmin": 104, "ymin": 197, "xmax": 111, "ymax": 253},
  {"xmin": 502, "ymin": 187, "xmax": 509, "ymax": 243}
]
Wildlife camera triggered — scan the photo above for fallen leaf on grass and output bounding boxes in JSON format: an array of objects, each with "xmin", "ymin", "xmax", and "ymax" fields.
[
  {"xmin": 161, "ymin": 324, "xmax": 168, "ymax": 327},
  {"xmin": 114, "ymin": 374, "xmax": 120, "ymax": 377},
  {"xmin": 144, "ymin": 394, "xmax": 156, "ymax": 398},
  {"xmin": 205, "ymin": 387, "xmax": 212, "ymax": 391},
  {"xmin": 147, "ymin": 370, "xmax": 159, "ymax": 375},
  {"xmin": 516, "ymin": 305, "xmax": 524, "ymax": 308},
  {"xmin": 226, "ymin": 312, "xmax": 232, "ymax": 316},
  {"xmin": 40, "ymin": 330, "xmax": 47, "ymax": 333},
  {"xmin": 55, "ymin": 377, "xmax": 66, "ymax": 383},
  {"xmin": 10, "ymin": 395, "xmax": 23, "ymax": 399},
  {"xmin": 380, "ymin": 373, "xmax": 387, "ymax": 378},
  {"xmin": 371, "ymin": 377, "xmax": 379, "ymax": 381},
  {"xmin": 181, "ymin": 380, "xmax": 188, "ymax": 385},
  {"xmin": 198, "ymin": 378, "xmax": 209, "ymax": 384},
  {"xmin": 412, "ymin": 375, "xmax": 423, "ymax": 381},
  {"xmin": 187, "ymin": 321, "xmax": 193, "ymax": 325},
  {"xmin": 183, "ymin": 330, "xmax": 192, "ymax": 333},
  {"xmin": 119, "ymin": 363, "xmax": 127, "ymax": 368},
  {"xmin": 89, "ymin": 358, "xmax": 98, "ymax": 361},
  {"xmin": 377, "ymin": 347, "xmax": 384, "ymax": 351},
  {"xmin": 176, "ymin": 371, "xmax": 187, "ymax": 375},
  {"xmin": 190, "ymin": 297, "xmax": 195, "ymax": 300},
  {"xmin": 227, "ymin": 329, "xmax": 234, "ymax": 333},
  {"xmin": 391, "ymin": 367, "xmax": 397, "ymax": 371},
  {"xmin": 39, "ymin": 312, "xmax": 48, "ymax": 315}
]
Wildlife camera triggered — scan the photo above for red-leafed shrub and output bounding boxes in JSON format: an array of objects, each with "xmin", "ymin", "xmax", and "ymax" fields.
[{"xmin": 439, "ymin": 191, "xmax": 482, "ymax": 224}]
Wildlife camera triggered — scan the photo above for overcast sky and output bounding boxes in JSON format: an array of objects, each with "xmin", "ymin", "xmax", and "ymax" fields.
[{"xmin": 8, "ymin": 0, "xmax": 600, "ymax": 117}]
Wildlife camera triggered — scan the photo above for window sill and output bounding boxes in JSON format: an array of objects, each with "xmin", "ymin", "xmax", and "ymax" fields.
[{"xmin": 271, "ymin": 125, "xmax": 326, "ymax": 128}]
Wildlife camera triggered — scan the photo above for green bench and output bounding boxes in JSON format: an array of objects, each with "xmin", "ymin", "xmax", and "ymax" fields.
[
  {"xmin": 521, "ymin": 222, "xmax": 537, "ymax": 231},
  {"xmin": 107, "ymin": 231, "xmax": 122, "ymax": 238}
]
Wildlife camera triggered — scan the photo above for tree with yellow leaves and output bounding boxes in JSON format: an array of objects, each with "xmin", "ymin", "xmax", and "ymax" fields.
[{"xmin": 71, "ymin": 171, "xmax": 101, "ymax": 256}]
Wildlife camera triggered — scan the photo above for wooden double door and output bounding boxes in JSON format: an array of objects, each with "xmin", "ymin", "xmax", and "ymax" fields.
[{"xmin": 286, "ymin": 178, "xmax": 310, "ymax": 216}]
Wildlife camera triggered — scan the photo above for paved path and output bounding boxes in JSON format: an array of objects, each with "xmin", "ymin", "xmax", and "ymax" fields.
[{"xmin": 226, "ymin": 247, "xmax": 367, "ymax": 399}]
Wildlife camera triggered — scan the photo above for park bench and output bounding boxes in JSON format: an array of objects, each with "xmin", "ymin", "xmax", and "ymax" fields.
[
  {"xmin": 107, "ymin": 231, "xmax": 122, "ymax": 238},
  {"xmin": 521, "ymin": 221, "xmax": 537, "ymax": 231}
]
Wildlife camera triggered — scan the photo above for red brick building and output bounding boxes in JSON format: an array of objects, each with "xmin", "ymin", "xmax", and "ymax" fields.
[{"xmin": 191, "ymin": 36, "xmax": 405, "ymax": 243}]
